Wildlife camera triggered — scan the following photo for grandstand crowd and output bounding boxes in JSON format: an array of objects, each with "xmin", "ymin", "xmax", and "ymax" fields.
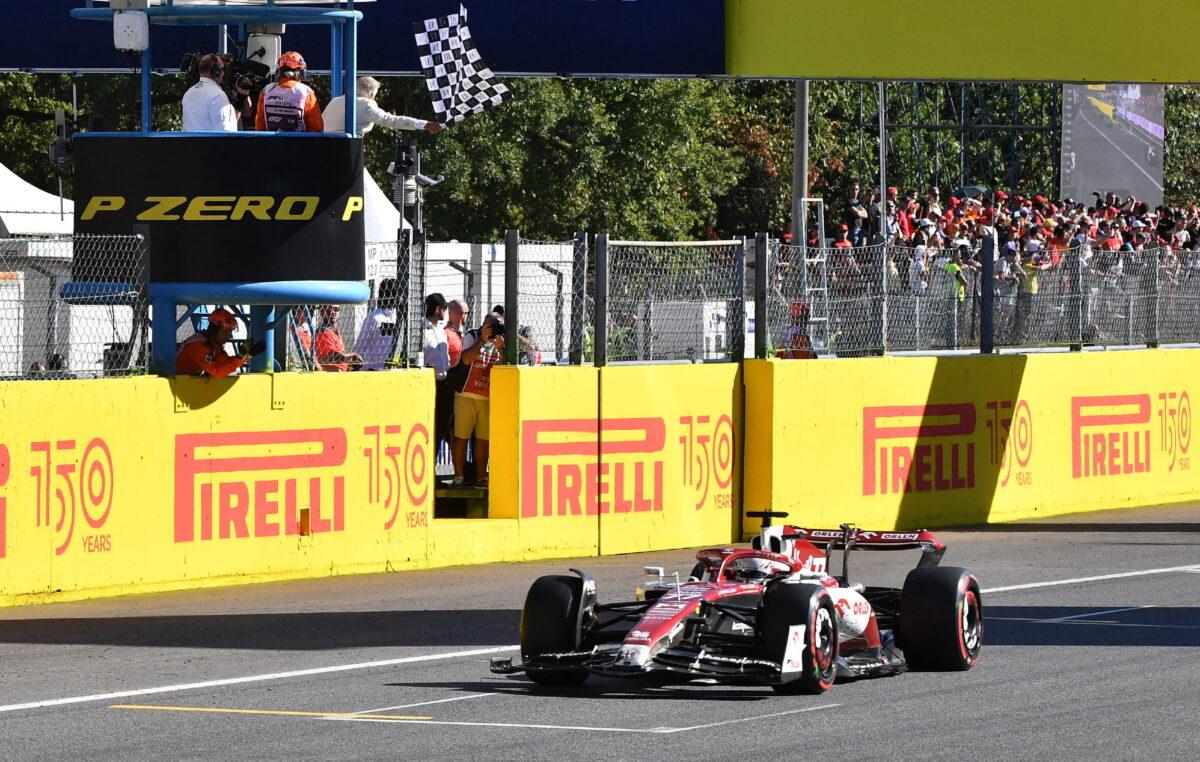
[{"xmin": 820, "ymin": 183, "xmax": 1199, "ymax": 255}]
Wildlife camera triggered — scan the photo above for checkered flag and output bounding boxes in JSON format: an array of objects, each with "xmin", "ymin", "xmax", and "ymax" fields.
[{"xmin": 414, "ymin": 5, "xmax": 510, "ymax": 126}]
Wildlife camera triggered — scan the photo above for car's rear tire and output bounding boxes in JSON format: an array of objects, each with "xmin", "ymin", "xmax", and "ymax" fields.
[
  {"xmin": 757, "ymin": 583, "xmax": 839, "ymax": 694},
  {"xmin": 520, "ymin": 575, "xmax": 589, "ymax": 686},
  {"xmin": 898, "ymin": 566, "xmax": 982, "ymax": 671}
]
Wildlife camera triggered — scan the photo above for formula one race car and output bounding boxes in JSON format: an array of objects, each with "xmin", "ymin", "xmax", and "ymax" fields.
[{"xmin": 490, "ymin": 511, "xmax": 982, "ymax": 694}]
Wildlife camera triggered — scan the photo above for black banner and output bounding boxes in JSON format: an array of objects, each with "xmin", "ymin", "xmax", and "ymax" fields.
[{"xmin": 72, "ymin": 136, "xmax": 366, "ymax": 284}]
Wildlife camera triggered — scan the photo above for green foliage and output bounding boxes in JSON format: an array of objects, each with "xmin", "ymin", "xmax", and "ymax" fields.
[
  {"xmin": 4, "ymin": 71, "xmax": 1200, "ymax": 239},
  {"xmin": 1165, "ymin": 85, "xmax": 1200, "ymax": 207}
]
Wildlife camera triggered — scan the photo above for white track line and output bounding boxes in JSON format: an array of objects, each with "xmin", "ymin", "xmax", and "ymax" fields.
[
  {"xmin": 346, "ymin": 692, "xmax": 497, "ymax": 715},
  {"xmin": 1036, "ymin": 605, "xmax": 1153, "ymax": 624},
  {"xmin": 982, "ymin": 565, "xmax": 1200, "ymax": 594},
  {"xmin": 655, "ymin": 704, "xmax": 839, "ymax": 733},
  {"xmin": 5, "ymin": 565, "xmax": 1196, "ymax": 716},
  {"xmin": 338, "ymin": 704, "xmax": 840, "ymax": 734},
  {"xmin": 0, "ymin": 646, "xmax": 518, "ymax": 715},
  {"xmin": 1079, "ymin": 109, "xmax": 1164, "ymax": 190}
]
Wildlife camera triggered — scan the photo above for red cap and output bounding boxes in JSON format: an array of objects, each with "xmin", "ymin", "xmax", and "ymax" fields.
[
  {"xmin": 1034, "ymin": 195, "xmax": 1047, "ymax": 204},
  {"xmin": 887, "ymin": 186, "xmax": 898, "ymax": 198},
  {"xmin": 1108, "ymin": 206, "xmax": 1120, "ymax": 217},
  {"xmin": 839, "ymin": 223, "xmax": 849, "ymax": 232},
  {"xmin": 208, "ymin": 308, "xmax": 237, "ymax": 331},
  {"xmin": 995, "ymin": 190, "xmax": 1009, "ymax": 200},
  {"xmin": 949, "ymin": 196, "xmax": 960, "ymax": 206}
]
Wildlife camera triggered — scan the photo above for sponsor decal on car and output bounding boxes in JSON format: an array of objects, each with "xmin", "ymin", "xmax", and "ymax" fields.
[{"xmin": 781, "ymin": 624, "xmax": 807, "ymax": 674}]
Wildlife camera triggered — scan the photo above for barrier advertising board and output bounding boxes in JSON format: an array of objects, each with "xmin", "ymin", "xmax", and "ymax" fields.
[{"xmin": 72, "ymin": 135, "xmax": 365, "ymax": 283}]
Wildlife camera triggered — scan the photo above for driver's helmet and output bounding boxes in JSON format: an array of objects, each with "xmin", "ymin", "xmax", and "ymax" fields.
[{"xmin": 729, "ymin": 556, "xmax": 788, "ymax": 582}]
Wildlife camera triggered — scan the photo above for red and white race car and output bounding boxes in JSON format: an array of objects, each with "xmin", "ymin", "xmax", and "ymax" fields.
[{"xmin": 491, "ymin": 511, "xmax": 982, "ymax": 694}]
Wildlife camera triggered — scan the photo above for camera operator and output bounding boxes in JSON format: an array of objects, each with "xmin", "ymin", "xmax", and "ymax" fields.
[{"xmin": 182, "ymin": 54, "xmax": 250, "ymax": 132}]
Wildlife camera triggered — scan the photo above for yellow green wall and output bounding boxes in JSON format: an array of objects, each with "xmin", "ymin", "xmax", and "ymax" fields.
[{"xmin": 726, "ymin": 1, "xmax": 1200, "ymax": 82}]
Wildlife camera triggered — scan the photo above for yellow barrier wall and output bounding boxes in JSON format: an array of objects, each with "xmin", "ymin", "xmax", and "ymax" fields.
[
  {"xmin": 599, "ymin": 364, "xmax": 741, "ymax": 555},
  {"xmin": 1, "ymin": 363, "xmax": 746, "ymax": 607},
  {"xmin": 744, "ymin": 353, "xmax": 1200, "ymax": 537},
  {"xmin": 726, "ymin": 1, "xmax": 1200, "ymax": 83},
  {"xmin": 1, "ymin": 373, "xmax": 435, "ymax": 606},
  {"xmin": 489, "ymin": 364, "xmax": 742, "ymax": 558}
]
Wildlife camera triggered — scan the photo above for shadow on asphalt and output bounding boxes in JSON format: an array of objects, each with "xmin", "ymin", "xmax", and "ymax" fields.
[
  {"xmin": 0, "ymin": 610, "xmax": 520, "ymax": 650},
  {"xmin": 385, "ymin": 678, "xmax": 772, "ymax": 701},
  {"xmin": 986, "ymin": 606, "xmax": 1200, "ymax": 647}
]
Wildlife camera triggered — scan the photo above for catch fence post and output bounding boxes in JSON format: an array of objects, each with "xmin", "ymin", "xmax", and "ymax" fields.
[
  {"xmin": 1150, "ymin": 250, "xmax": 1160, "ymax": 348},
  {"xmin": 754, "ymin": 233, "xmax": 768, "ymax": 359},
  {"xmin": 594, "ymin": 234, "xmax": 608, "ymax": 367},
  {"xmin": 1071, "ymin": 244, "xmax": 1085, "ymax": 350},
  {"xmin": 879, "ymin": 246, "xmax": 889, "ymax": 354},
  {"xmin": 504, "ymin": 229, "xmax": 519, "ymax": 366}
]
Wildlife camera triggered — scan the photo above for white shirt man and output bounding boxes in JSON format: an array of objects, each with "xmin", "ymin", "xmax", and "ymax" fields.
[
  {"xmin": 182, "ymin": 56, "xmax": 238, "ymax": 132},
  {"xmin": 323, "ymin": 76, "xmax": 443, "ymax": 136},
  {"xmin": 421, "ymin": 294, "xmax": 450, "ymax": 380}
]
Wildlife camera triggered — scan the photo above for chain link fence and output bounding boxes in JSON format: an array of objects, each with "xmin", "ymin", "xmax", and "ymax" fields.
[
  {"xmin": 602, "ymin": 239, "xmax": 745, "ymax": 363},
  {"xmin": 0, "ymin": 234, "xmax": 148, "ymax": 379},
  {"xmin": 513, "ymin": 236, "xmax": 586, "ymax": 365},
  {"xmin": 10, "ymin": 232, "xmax": 1200, "ymax": 382}
]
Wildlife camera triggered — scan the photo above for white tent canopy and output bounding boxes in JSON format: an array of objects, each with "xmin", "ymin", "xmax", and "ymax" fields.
[
  {"xmin": 364, "ymin": 168, "xmax": 408, "ymax": 241},
  {"xmin": 0, "ymin": 162, "xmax": 73, "ymax": 237}
]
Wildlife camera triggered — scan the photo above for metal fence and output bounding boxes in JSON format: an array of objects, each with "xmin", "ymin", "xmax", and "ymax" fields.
[
  {"xmin": 9, "ymin": 232, "xmax": 1200, "ymax": 382},
  {"xmin": 599, "ymin": 237, "xmax": 745, "ymax": 363},
  {"xmin": 761, "ymin": 240, "xmax": 1200, "ymax": 356},
  {"xmin": 0, "ymin": 234, "xmax": 148, "ymax": 379},
  {"xmin": 512, "ymin": 235, "xmax": 587, "ymax": 365}
]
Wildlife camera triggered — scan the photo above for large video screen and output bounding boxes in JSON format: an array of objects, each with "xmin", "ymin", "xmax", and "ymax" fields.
[{"xmin": 1061, "ymin": 84, "xmax": 1165, "ymax": 208}]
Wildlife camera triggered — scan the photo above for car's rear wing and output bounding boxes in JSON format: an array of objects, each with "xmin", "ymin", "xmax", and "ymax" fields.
[{"xmin": 785, "ymin": 526, "xmax": 946, "ymax": 566}]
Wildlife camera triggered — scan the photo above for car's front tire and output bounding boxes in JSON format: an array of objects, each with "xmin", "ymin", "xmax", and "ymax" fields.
[
  {"xmin": 757, "ymin": 583, "xmax": 839, "ymax": 694},
  {"xmin": 519, "ymin": 574, "xmax": 589, "ymax": 687},
  {"xmin": 898, "ymin": 566, "xmax": 982, "ymax": 670}
]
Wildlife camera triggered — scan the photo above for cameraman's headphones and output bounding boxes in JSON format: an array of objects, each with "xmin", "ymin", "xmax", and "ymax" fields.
[{"xmin": 200, "ymin": 54, "xmax": 224, "ymax": 79}]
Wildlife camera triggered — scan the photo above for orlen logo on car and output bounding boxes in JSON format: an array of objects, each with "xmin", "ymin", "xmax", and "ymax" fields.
[
  {"xmin": 1072, "ymin": 395, "xmax": 1151, "ymax": 479},
  {"xmin": 862, "ymin": 404, "xmax": 975, "ymax": 496},
  {"xmin": 174, "ymin": 429, "xmax": 346, "ymax": 542},
  {"xmin": 521, "ymin": 418, "xmax": 664, "ymax": 518}
]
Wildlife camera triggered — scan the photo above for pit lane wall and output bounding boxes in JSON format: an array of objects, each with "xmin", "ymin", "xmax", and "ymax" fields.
[
  {"xmin": 0, "ymin": 364, "xmax": 741, "ymax": 607},
  {"xmin": 744, "ymin": 352, "xmax": 1198, "ymax": 538}
]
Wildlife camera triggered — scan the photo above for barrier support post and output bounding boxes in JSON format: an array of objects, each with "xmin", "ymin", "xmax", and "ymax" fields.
[
  {"xmin": 980, "ymin": 234, "xmax": 995, "ymax": 354},
  {"xmin": 879, "ymin": 245, "xmax": 889, "ymax": 354},
  {"xmin": 594, "ymin": 234, "xmax": 608, "ymax": 367},
  {"xmin": 569, "ymin": 232, "xmax": 587, "ymax": 365},
  {"xmin": 250, "ymin": 306, "xmax": 274, "ymax": 372},
  {"xmin": 730, "ymin": 238, "xmax": 747, "ymax": 361},
  {"xmin": 504, "ymin": 229, "xmax": 519, "ymax": 366},
  {"xmin": 754, "ymin": 233, "xmax": 768, "ymax": 359}
]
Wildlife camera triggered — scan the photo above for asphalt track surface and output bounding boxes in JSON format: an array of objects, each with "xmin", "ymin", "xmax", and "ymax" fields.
[
  {"xmin": 1063, "ymin": 96, "xmax": 1163, "ymax": 206},
  {"xmin": 3, "ymin": 504, "xmax": 1200, "ymax": 760}
]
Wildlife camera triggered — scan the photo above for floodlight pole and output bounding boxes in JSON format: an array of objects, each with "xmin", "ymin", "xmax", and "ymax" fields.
[{"xmin": 792, "ymin": 80, "xmax": 809, "ymax": 245}]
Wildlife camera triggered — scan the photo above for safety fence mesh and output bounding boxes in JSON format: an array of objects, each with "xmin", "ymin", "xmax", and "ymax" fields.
[
  {"xmin": 763, "ymin": 242, "xmax": 1200, "ymax": 356},
  {"xmin": 605, "ymin": 239, "xmax": 745, "ymax": 363},
  {"xmin": 9, "ymin": 233, "xmax": 1200, "ymax": 382},
  {"xmin": 514, "ymin": 237, "xmax": 587, "ymax": 365},
  {"xmin": 0, "ymin": 234, "xmax": 148, "ymax": 379}
]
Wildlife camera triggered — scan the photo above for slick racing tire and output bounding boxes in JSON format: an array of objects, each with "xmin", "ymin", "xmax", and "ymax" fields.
[
  {"xmin": 757, "ymin": 583, "xmax": 839, "ymax": 695},
  {"xmin": 898, "ymin": 566, "xmax": 983, "ymax": 671},
  {"xmin": 519, "ymin": 575, "xmax": 589, "ymax": 687}
]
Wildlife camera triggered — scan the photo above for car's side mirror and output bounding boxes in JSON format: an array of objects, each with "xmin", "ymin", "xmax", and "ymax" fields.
[{"xmin": 643, "ymin": 566, "xmax": 664, "ymax": 578}]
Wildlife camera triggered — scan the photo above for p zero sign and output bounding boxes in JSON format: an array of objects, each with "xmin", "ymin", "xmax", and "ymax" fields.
[{"xmin": 72, "ymin": 135, "xmax": 365, "ymax": 284}]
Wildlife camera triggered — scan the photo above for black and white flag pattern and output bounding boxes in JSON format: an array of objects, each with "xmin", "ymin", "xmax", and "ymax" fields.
[{"xmin": 413, "ymin": 5, "xmax": 510, "ymax": 126}]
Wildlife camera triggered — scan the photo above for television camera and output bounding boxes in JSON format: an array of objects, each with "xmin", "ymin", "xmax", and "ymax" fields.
[{"xmin": 180, "ymin": 51, "xmax": 271, "ymax": 103}]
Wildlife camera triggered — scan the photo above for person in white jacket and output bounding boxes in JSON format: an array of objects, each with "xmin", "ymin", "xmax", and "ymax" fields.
[{"xmin": 323, "ymin": 76, "xmax": 443, "ymax": 136}]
